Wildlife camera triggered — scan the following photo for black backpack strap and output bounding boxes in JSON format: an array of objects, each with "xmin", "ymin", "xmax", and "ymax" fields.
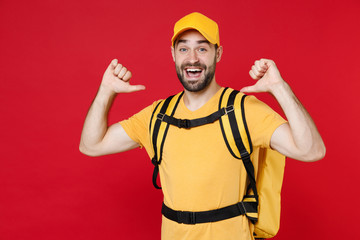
[
  {"xmin": 149, "ymin": 92, "xmax": 184, "ymax": 189},
  {"xmin": 218, "ymin": 88, "xmax": 253, "ymax": 158},
  {"xmin": 218, "ymin": 87, "xmax": 259, "ymax": 222},
  {"xmin": 157, "ymin": 105, "xmax": 234, "ymax": 128},
  {"xmin": 161, "ymin": 201, "xmax": 257, "ymax": 224}
]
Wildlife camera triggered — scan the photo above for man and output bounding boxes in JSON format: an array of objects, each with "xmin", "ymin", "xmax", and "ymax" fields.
[{"xmin": 80, "ymin": 12, "xmax": 325, "ymax": 240}]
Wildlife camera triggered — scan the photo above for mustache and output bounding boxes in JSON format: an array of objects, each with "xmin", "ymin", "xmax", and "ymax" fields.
[{"xmin": 180, "ymin": 63, "xmax": 207, "ymax": 70}]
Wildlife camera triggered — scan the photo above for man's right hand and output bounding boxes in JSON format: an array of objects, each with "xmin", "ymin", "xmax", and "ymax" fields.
[
  {"xmin": 79, "ymin": 59, "xmax": 143, "ymax": 157},
  {"xmin": 100, "ymin": 59, "xmax": 145, "ymax": 94}
]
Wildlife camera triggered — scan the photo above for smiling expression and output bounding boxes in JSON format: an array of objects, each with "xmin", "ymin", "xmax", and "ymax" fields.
[{"xmin": 172, "ymin": 30, "xmax": 222, "ymax": 92}]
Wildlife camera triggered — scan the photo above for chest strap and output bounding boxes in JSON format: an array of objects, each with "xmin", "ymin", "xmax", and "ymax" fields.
[
  {"xmin": 157, "ymin": 105, "xmax": 234, "ymax": 129},
  {"xmin": 162, "ymin": 201, "xmax": 257, "ymax": 225}
]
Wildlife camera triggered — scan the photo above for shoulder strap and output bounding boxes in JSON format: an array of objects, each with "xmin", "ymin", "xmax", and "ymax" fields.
[
  {"xmin": 219, "ymin": 87, "xmax": 259, "ymax": 222},
  {"xmin": 218, "ymin": 87, "xmax": 252, "ymax": 159},
  {"xmin": 149, "ymin": 92, "xmax": 184, "ymax": 189}
]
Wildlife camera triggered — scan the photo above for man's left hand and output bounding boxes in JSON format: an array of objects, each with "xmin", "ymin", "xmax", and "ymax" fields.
[{"xmin": 240, "ymin": 59, "xmax": 284, "ymax": 94}]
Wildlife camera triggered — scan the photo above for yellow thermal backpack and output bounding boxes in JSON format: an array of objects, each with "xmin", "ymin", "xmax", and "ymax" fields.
[{"xmin": 149, "ymin": 87, "xmax": 285, "ymax": 239}]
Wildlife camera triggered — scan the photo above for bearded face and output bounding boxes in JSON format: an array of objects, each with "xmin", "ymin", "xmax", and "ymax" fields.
[
  {"xmin": 172, "ymin": 30, "xmax": 220, "ymax": 93},
  {"xmin": 175, "ymin": 56, "xmax": 216, "ymax": 92}
]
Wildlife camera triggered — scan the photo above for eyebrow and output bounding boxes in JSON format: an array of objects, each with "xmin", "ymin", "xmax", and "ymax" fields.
[{"xmin": 177, "ymin": 39, "xmax": 210, "ymax": 45}]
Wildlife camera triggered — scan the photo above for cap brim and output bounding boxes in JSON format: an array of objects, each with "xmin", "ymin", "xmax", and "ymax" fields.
[{"xmin": 171, "ymin": 26, "xmax": 217, "ymax": 46}]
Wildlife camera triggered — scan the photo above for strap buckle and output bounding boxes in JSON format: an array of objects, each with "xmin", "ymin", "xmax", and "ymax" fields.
[
  {"xmin": 236, "ymin": 202, "xmax": 247, "ymax": 215},
  {"xmin": 157, "ymin": 113, "xmax": 165, "ymax": 121},
  {"xmin": 177, "ymin": 211, "xmax": 196, "ymax": 224},
  {"xmin": 178, "ymin": 119, "xmax": 190, "ymax": 128},
  {"xmin": 151, "ymin": 157, "xmax": 159, "ymax": 166},
  {"xmin": 225, "ymin": 105, "xmax": 234, "ymax": 115}
]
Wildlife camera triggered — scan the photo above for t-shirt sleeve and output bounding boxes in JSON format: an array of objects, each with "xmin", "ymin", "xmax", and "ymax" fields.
[
  {"xmin": 119, "ymin": 101, "xmax": 161, "ymax": 156},
  {"xmin": 244, "ymin": 95, "xmax": 287, "ymax": 148}
]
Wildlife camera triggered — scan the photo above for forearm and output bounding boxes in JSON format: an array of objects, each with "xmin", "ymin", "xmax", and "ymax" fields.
[
  {"xmin": 271, "ymin": 82, "xmax": 326, "ymax": 161},
  {"xmin": 79, "ymin": 59, "xmax": 145, "ymax": 156},
  {"xmin": 79, "ymin": 87, "xmax": 117, "ymax": 155},
  {"xmin": 243, "ymin": 59, "xmax": 325, "ymax": 161}
]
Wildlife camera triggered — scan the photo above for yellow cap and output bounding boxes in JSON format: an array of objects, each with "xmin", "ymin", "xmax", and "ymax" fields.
[{"xmin": 171, "ymin": 12, "xmax": 220, "ymax": 46}]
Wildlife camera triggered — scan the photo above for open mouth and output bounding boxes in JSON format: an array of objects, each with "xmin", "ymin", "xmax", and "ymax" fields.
[{"xmin": 185, "ymin": 68, "xmax": 203, "ymax": 78}]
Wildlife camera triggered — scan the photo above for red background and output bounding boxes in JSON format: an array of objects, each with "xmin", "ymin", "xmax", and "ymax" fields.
[{"xmin": 1, "ymin": 0, "xmax": 359, "ymax": 239}]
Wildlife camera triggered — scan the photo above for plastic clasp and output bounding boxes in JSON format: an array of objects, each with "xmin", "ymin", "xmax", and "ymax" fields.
[
  {"xmin": 151, "ymin": 157, "xmax": 159, "ymax": 166},
  {"xmin": 225, "ymin": 105, "xmax": 234, "ymax": 115},
  {"xmin": 157, "ymin": 113, "xmax": 165, "ymax": 121},
  {"xmin": 177, "ymin": 211, "xmax": 196, "ymax": 224},
  {"xmin": 236, "ymin": 201, "xmax": 247, "ymax": 214},
  {"xmin": 178, "ymin": 119, "xmax": 190, "ymax": 128}
]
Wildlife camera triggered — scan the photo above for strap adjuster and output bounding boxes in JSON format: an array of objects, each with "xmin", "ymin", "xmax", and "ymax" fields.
[
  {"xmin": 151, "ymin": 157, "xmax": 159, "ymax": 166},
  {"xmin": 236, "ymin": 202, "xmax": 247, "ymax": 214},
  {"xmin": 178, "ymin": 119, "xmax": 190, "ymax": 128},
  {"xmin": 157, "ymin": 113, "xmax": 165, "ymax": 121},
  {"xmin": 177, "ymin": 211, "xmax": 196, "ymax": 224},
  {"xmin": 225, "ymin": 105, "xmax": 234, "ymax": 115}
]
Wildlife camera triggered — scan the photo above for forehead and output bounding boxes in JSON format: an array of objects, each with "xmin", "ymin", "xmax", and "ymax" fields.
[
  {"xmin": 178, "ymin": 29, "xmax": 206, "ymax": 41},
  {"xmin": 175, "ymin": 29, "xmax": 209, "ymax": 46}
]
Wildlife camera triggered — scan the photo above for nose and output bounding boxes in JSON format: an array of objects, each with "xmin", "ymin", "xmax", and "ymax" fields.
[{"xmin": 188, "ymin": 50, "xmax": 199, "ymax": 63}]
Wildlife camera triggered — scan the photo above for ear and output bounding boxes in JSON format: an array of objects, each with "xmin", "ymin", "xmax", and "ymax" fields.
[
  {"xmin": 171, "ymin": 46, "xmax": 175, "ymax": 62},
  {"xmin": 216, "ymin": 46, "xmax": 223, "ymax": 63}
]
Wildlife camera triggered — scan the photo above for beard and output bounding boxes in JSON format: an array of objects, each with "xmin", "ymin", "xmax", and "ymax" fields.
[{"xmin": 175, "ymin": 58, "xmax": 216, "ymax": 92}]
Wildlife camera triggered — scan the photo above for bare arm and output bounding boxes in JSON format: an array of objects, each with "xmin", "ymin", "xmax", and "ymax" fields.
[
  {"xmin": 241, "ymin": 59, "xmax": 326, "ymax": 162},
  {"xmin": 79, "ymin": 59, "xmax": 145, "ymax": 157}
]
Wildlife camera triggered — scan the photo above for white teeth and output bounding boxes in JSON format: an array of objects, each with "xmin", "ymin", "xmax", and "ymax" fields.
[{"xmin": 186, "ymin": 69, "xmax": 201, "ymax": 72}]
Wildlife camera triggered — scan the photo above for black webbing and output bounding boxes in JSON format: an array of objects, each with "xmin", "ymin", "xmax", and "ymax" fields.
[
  {"xmin": 157, "ymin": 105, "xmax": 234, "ymax": 129},
  {"xmin": 218, "ymin": 88, "xmax": 238, "ymax": 158},
  {"xmin": 161, "ymin": 201, "xmax": 257, "ymax": 225},
  {"xmin": 149, "ymin": 102, "xmax": 163, "ymax": 189},
  {"xmin": 158, "ymin": 93, "xmax": 184, "ymax": 162},
  {"xmin": 151, "ymin": 96, "xmax": 174, "ymax": 189},
  {"xmin": 241, "ymin": 95, "xmax": 253, "ymax": 154},
  {"xmin": 149, "ymin": 101, "xmax": 162, "ymax": 135},
  {"xmin": 227, "ymin": 90, "xmax": 249, "ymax": 159},
  {"xmin": 151, "ymin": 157, "xmax": 161, "ymax": 189},
  {"xmin": 233, "ymin": 94, "xmax": 258, "ymax": 201},
  {"xmin": 222, "ymin": 89, "xmax": 259, "ymax": 203},
  {"xmin": 151, "ymin": 97, "xmax": 174, "ymax": 162},
  {"xmin": 239, "ymin": 93, "xmax": 258, "ymax": 201},
  {"xmin": 151, "ymin": 92, "xmax": 184, "ymax": 189},
  {"xmin": 242, "ymin": 156, "xmax": 258, "ymax": 201}
]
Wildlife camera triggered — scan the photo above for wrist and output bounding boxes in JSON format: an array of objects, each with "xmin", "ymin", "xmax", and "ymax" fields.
[
  {"xmin": 98, "ymin": 85, "xmax": 117, "ymax": 98},
  {"xmin": 93, "ymin": 85, "xmax": 118, "ymax": 108},
  {"xmin": 269, "ymin": 80, "xmax": 291, "ymax": 97}
]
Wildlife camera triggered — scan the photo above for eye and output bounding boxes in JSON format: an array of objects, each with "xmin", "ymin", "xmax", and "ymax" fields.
[
  {"xmin": 198, "ymin": 47, "xmax": 207, "ymax": 52},
  {"xmin": 179, "ymin": 48, "xmax": 187, "ymax": 52}
]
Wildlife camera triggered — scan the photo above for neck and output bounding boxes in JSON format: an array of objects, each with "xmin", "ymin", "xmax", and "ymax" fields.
[{"xmin": 183, "ymin": 79, "xmax": 222, "ymax": 111}]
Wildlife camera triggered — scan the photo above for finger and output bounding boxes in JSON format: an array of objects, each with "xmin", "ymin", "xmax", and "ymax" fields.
[
  {"xmin": 125, "ymin": 84, "xmax": 146, "ymax": 93},
  {"xmin": 249, "ymin": 70, "xmax": 260, "ymax": 80},
  {"xmin": 261, "ymin": 58, "xmax": 275, "ymax": 68},
  {"xmin": 114, "ymin": 63, "xmax": 123, "ymax": 76},
  {"xmin": 111, "ymin": 59, "xmax": 118, "ymax": 68},
  {"xmin": 250, "ymin": 67, "xmax": 262, "ymax": 80},
  {"xmin": 106, "ymin": 59, "xmax": 118, "ymax": 72},
  {"xmin": 118, "ymin": 66, "xmax": 128, "ymax": 80},
  {"xmin": 122, "ymin": 71, "xmax": 132, "ymax": 82},
  {"xmin": 251, "ymin": 65, "xmax": 261, "ymax": 76},
  {"xmin": 254, "ymin": 60, "xmax": 262, "ymax": 72},
  {"xmin": 255, "ymin": 60, "xmax": 267, "ymax": 73},
  {"xmin": 240, "ymin": 85, "xmax": 257, "ymax": 93}
]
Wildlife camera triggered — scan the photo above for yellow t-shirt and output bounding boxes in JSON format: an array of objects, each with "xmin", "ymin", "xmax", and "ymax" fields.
[{"xmin": 120, "ymin": 87, "xmax": 286, "ymax": 240}]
